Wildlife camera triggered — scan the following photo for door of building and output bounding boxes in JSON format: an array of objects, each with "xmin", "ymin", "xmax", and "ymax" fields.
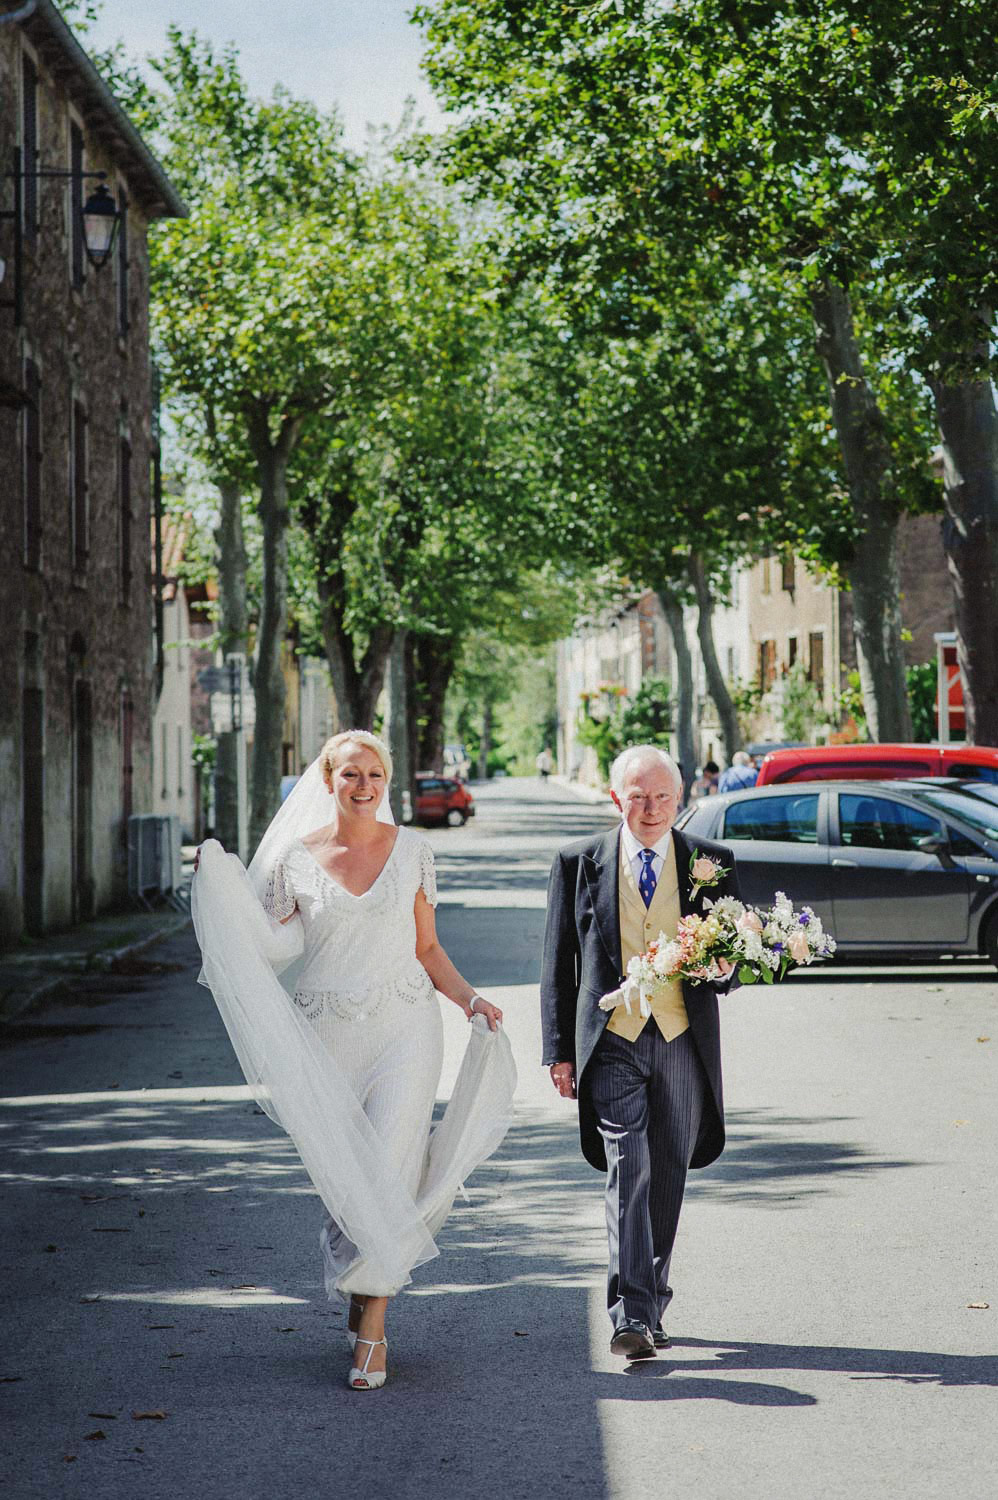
[
  {"xmin": 72, "ymin": 677, "xmax": 95, "ymax": 921},
  {"xmin": 22, "ymin": 687, "xmax": 45, "ymax": 935}
]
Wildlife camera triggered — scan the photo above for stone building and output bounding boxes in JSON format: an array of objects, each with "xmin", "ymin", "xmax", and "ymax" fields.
[
  {"xmin": 556, "ymin": 514, "xmax": 955, "ymax": 787},
  {"xmin": 0, "ymin": 0, "xmax": 185, "ymax": 944}
]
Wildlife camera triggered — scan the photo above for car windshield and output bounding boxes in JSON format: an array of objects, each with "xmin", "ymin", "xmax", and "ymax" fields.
[{"xmin": 910, "ymin": 787, "xmax": 998, "ymax": 840}]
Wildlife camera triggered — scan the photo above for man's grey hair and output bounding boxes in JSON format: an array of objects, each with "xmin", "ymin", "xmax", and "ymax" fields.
[
  {"xmin": 609, "ymin": 744, "xmax": 683, "ymax": 794},
  {"xmin": 732, "ymin": 750, "xmax": 752, "ymax": 767}
]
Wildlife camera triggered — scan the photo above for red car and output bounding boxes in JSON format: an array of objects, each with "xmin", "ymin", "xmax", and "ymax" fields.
[
  {"xmin": 413, "ymin": 774, "xmax": 475, "ymax": 827},
  {"xmin": 756, "ymin": 742, "xmax": 998, "ymax": 786}
]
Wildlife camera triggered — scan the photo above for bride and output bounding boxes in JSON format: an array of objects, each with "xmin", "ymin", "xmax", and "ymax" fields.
[{"xmin": 192, "ymin": 730, "xmax": 515, "ymax": 1391}]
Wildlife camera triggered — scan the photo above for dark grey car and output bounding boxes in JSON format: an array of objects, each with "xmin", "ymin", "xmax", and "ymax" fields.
[{"xmin": 675, "ymin": 778, "xmax": 998, "ymax": 966}]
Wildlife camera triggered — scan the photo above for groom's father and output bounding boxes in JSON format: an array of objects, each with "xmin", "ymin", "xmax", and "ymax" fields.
[{"xmin": 541, "ymin": 745, "xmax": 739, "ymax": 1359}]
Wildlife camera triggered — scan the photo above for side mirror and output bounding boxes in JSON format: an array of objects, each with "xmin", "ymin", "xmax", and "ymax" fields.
[{"xmin": 915, "ymin": 832, "xmax": 952, "ymax": 863}]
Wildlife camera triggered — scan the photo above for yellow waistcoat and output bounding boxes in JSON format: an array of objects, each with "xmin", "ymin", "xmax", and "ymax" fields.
[{"xmin": 605, "ymin": 834, "xmax": 690, "ymax": 1044}]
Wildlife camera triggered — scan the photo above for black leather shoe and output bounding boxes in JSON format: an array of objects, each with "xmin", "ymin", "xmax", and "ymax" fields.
[
  {"xmin": 652, "ymin": 1324, "xmax": 672, "ymax": 1349},
  {"xmin": 610, "ymin": 1320, "xmax": 656, "ymax": 1359}
]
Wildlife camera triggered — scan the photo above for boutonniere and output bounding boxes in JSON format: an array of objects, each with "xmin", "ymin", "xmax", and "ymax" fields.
[{"xmin": 689, "ymin": 849, "xmax": 730, "ymax": 899}]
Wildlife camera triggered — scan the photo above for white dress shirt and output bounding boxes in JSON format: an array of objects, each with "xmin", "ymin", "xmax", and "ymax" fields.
[{"xmin": 620, "ymin": 825, "xmax": 674, "ymax": 891}]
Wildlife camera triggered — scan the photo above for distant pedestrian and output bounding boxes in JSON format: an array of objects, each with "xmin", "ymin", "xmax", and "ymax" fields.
[
  {"xmin": 718, "ymin": 751, "xmax": 758, "ymax": 794},
  {"xmin": 192, "ymin": 731, "xmax": 514, "ymax": 1393},
  {"xmin": 536, "ymin": 746, "xmax": 554, "ymax": 779},
  {"xmin": 689, "ymin": 760, "xmax": 720, "ymax": 800}
]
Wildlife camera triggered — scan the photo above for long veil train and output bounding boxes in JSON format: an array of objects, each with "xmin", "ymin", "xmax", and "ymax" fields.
[{"xmin": 191, "ymin": 759, "xmax": 516, "ymax": 1297}]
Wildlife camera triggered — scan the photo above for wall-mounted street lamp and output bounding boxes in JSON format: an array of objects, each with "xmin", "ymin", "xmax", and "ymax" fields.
[{"xmin": 0, "ymin": 145, "xmax": 121, "ymax": 323}]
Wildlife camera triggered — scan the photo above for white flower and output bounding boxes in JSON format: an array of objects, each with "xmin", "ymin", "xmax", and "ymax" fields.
[{"xmin": 708, "ymin": 895, "xmax": 746, "ymax": 922}]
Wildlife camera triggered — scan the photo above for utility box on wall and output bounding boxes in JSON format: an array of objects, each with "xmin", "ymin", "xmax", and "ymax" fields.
[{"xmin": 127, "ymin": 814, "xmax": 181, "ymax": 907}]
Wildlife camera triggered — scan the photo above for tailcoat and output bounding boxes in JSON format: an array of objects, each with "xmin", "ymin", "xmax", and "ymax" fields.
[{"xmin": 540, "ymin": 825, "xmax": 740, "ymax": 1171}]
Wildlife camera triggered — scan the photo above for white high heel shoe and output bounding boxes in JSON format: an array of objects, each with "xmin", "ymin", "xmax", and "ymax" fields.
[{"xmin": 348, "ymin": 1336, "xmax": 388, "ymax": 1391}]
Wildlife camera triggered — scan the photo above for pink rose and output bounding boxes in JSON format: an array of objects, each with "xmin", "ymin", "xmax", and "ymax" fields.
[
  {"xmin": 692, "ymin": 856, "xmax": 719, "ymax": 884},
  {"xmin": 789, "ymin": 930, "xmax": 811, "ymax": 963},
  {"xmin": 736, "ymin": 909, "xmax": 764, "ymax": 934}
]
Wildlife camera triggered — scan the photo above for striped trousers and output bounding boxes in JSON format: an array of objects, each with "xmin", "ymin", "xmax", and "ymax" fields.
[{"xmin": 588, "ymin": 1024, "xmax": 707, "ymax": 1331}]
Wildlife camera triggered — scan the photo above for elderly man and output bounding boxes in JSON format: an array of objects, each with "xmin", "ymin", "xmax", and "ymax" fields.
[
  {"xmin": 718, "ymin": 750, "xmax": 758, "ymax": 794},
  {"xmin": 541, "ymin": 745, "xmax": 740, "ymax": 1359}
]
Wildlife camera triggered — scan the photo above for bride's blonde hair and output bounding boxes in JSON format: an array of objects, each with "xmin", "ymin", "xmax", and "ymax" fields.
[{"xmin": 319, "ymin": 730, "xmax": 393, "ymax": 785}]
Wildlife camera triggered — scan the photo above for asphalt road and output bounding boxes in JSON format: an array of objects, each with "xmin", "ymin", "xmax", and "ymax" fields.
[{"xmin": 2, "ymin": 779, "xmax": 996, "ymax": 1500}]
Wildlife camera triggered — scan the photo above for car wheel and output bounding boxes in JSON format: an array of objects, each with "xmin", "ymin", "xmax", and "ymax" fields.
[{"xmin": 446, "ymin": 808, "xmax": 466, "ymax": 828}]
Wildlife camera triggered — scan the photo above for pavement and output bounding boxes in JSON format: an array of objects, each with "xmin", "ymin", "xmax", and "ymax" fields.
[
  {"xmin": 1, "ymin": 778, "xmax": 996, "ymax": 1499},
  {"xmin": 0, "ymin": 900, "xmax": 192, "ymax": 1024}
]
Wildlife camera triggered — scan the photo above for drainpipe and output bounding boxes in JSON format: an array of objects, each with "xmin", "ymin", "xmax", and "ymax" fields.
[{"xmin": 151, "ymin": 363, "xmax": 164, "ymax": 702}]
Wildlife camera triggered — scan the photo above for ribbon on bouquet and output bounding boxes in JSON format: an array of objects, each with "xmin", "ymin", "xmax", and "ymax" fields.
[{"xmin": 598, "ymin": 976, "xmax": 655, "ymax": 1017}]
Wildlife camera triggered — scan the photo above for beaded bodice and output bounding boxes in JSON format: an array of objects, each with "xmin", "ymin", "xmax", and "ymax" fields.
[{"xmin": 264, "ymin": 828, "xmax": 438, "ymax": 1023}]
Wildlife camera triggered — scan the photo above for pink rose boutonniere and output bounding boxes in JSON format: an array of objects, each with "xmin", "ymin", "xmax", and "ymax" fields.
[{"xmin": 689, "ymin": 849, "xmax": 730, "ymax": 899}]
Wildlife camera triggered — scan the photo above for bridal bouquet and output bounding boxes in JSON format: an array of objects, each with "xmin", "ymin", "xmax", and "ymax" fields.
[{"xmin": 599, "ymin": 890, "xmax": 836, "ymax": 1017}]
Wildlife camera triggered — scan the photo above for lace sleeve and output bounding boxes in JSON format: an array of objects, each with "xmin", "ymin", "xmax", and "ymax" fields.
[
  {"xmin": 263, "ymin": 856, "xmax": 297, "ymax": 921},
  {"xmin": 417, "ymin": 839, "xmax": 438, "ymax": 908}
]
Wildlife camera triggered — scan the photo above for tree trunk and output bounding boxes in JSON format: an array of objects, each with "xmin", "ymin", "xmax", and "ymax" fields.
[
  {"xmin": 384, "ymin": 628, "xmax": 411, "ymax": 822},
  {"xmin": 479, "ymin": 700, "xmax": 493, "ymax": 780},
  {"xmin": 318, "ymin": 589, "xmax": 394, "ymax": 730},
  {"xmin": 657, "ymin": 585, "xmax": 696, "ymax": 796},
  {"xmin": 928, "ymin": 366, "xmax": 998, "ymax": 744},
  {"xmin": 809, "ymin": 279, "xmax": 912, "ymax": 741},
  {"xmin": 212, "ymin": 478, "xmax": 248, "ymax": 854},
  {"xmin": 414, "ymin": 634, "xmax": 457, "ymax": 773},
  {"xmin": 404, "ymin": 634, "xmax": 420, "ymax": 803},
  {"xmin": 247, "ymin": 410, "xmax": 300, "ymax": 852},
  {"xmin": 689, "ymin": 553, "xmax": 740, "ymax": 763}
]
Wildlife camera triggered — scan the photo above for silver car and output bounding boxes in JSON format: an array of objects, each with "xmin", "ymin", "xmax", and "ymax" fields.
[{"xmin": 675, "ymin": 778, "xmax": 998, "ymax": 967}]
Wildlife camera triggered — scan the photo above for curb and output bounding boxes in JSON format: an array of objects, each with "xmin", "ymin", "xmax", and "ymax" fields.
[{"xmin": 0, "ymin": 908, "xmax": 192, "ymax": 1025}]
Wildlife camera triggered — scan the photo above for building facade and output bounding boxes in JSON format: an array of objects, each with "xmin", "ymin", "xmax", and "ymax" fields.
[
  {"xmin": 556, "ymin": 514, "xmax": 955, "ymax": 787},
  {"xmin": 0, "ymin": 1, "xmax": 185, "ymax": 944}
]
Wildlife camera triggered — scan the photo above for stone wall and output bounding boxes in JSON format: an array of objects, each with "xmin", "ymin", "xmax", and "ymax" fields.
[{"xmin": 0, "ymin": 24, "xmax": 158, "ymax": 943}]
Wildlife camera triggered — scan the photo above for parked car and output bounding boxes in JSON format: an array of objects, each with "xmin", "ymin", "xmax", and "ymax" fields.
[
  {"xmin": 413, "ymin": 774, "xmax": 475, "ymax": 827},
  {"xmin": 675, "ymin": 778, "xmax": 998, "ymax": 965},
  {"xmin": 755, "ymin": 743, "xmax": 998, "ymax": 786}
]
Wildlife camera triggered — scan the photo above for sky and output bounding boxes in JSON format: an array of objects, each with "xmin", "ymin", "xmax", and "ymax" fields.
[{"xmin": 86, "ymin": 1, "xmax": 448, "ymax": 148}]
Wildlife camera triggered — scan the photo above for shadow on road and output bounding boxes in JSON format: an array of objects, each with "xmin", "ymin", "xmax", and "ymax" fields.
[
  {"xmin": 690, "ymin": 1106, "xmax": 921, "ymax": 1203},
  {"xmin": 622, "ymin": 1335, "xmax": 998, "ymax": 1392}
]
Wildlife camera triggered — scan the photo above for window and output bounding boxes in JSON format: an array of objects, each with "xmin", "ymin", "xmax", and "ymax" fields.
[
  {"xmin": 772, "ymin": 757, "xmax": 932, "ymax": 783},
  {"xmin": 116, "ymin": 190, "xmax": 129, "ymax": 334},
  {"xmin": 70, "ymin": 123, "xmax": 85, "ymax": 288},
  {"xmin": 781, "ymin": 553, "xmax": 795, "ymax": 592},
  {"xmin": 70, "ymin": 399, "xmax": 88, "ymax": 571},
  {"xmin": 953, "ymin": 764, "xmax": 998, "ymax": 785},
  {"xmin": 808, "ymin": 631, "xmax": 825, "ymax": 695},
  {"xmin": 726, "ymin": 646, "xmax": 736, "ymax": 682},
  {"xmin": 118, "ymin": 437, "xmax": 132, "ymax": 599},
  {"xmin": 758, "ymin": 639, "xmax": 777, "ymax": 691},
  {"xmin": 787, "ymin": 636, "xmax": 798, "ymax": 669},
  {"xmin": 839, "ymin": 794, "xmax": 943, "ymax": 852},
  {"xmin": 911, "ymin": 789, "xmax": 998, "ymax": 843},
  {"xmin": 22, "ymin": 55, "xmax": 38, "ymax": 239},
  {"xmin": 23, "ymin": 358, "xmax": 41, "ymax": 570},
  {"xmin": 724, "ymin": 794, "xmax": 820, "ymax": 844},
  {"xmin": 761, "ymin": 556, "xmax": 772, "ymax": 595}
]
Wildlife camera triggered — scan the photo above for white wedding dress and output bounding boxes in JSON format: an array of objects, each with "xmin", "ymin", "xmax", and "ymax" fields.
[{"xmin": 192, "ymin": 815, "xmax": 516, "ymax": 1300}]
